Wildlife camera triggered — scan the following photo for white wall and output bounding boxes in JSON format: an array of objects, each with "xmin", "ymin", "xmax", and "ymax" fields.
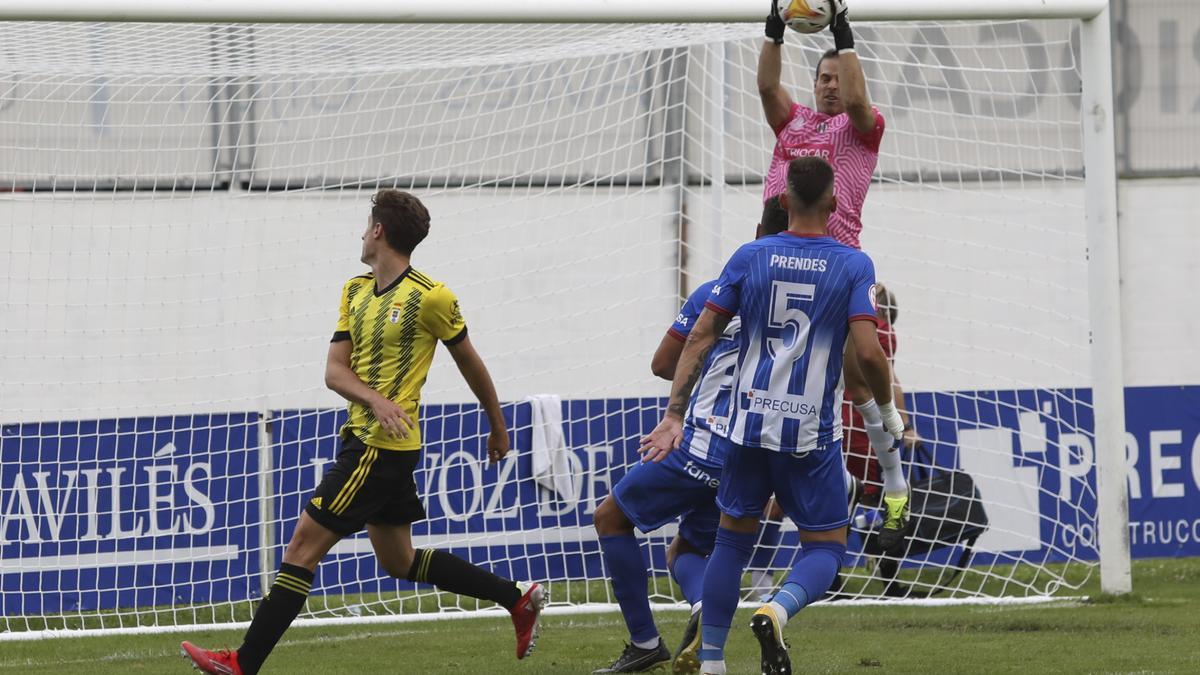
[
  {"xmin": 0, "ymin": 188, "xmax": 680, "ymax": 422},
  {"xmin": 1118, "ymin": 178, "xmax": 1200, "ymax": 385},
  {"xmin": 1, "ymin": 177, "xmax": 1193, "ymax": 424},
  {"xmin": 688, "ymin": 179, "xmax": 1093, "ymax": 396}
]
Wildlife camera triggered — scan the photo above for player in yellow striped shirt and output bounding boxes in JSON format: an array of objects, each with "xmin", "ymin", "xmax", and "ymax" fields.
[{"xmin": 183, "ymin": 190, "xmax": 546, "ymax": 675}]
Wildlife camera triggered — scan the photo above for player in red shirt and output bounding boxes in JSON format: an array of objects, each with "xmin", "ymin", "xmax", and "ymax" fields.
[
  {"xmin": 842, "ymin": 285, "xmax": 919, "ymax": 503},
  {"xmin": 759, "ymin": 0, "xmax": 910, "ymax": 549}
]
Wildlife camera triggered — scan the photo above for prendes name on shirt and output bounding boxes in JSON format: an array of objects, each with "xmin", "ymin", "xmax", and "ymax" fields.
[{"xmin": 769, "ymin": 254, "xmax": 827, "ymax": 272}]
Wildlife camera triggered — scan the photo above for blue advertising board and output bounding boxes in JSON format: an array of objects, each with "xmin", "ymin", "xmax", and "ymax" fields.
[
  {"xmin": 1120, "ymin": 386, "xmax": 1200, "ymax": 557},
  {"xmin": 2, "ymin": 387, "xmax": 1198, "ymax": 613},
  {"xmin": 0, "ymin": 414, "xmax": 261, "ymax": 614},
  {"xmin": 270, "ymin": 399, "xmax": 660, "ymax": 593}
]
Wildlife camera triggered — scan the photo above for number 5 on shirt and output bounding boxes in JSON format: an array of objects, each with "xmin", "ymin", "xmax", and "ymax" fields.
[{"xmin": 767, "ymin": 280, "xmax": 816, "ymax": 396}]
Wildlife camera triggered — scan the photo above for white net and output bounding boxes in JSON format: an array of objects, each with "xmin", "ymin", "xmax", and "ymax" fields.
[{"xmin": 0, "ymin": 19, "xmax": 1098, "ymax": 635}]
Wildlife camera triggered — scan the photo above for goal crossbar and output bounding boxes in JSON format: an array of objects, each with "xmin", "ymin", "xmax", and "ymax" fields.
[{"xmin": 0, "ymin": 0, "xmax": 1110, "ymax": 24}]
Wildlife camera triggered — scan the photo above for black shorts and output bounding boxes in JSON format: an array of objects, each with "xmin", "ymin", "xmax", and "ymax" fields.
[{"xmin": 304, "ymin": 436, "xmax": 425, "ymax": 536}]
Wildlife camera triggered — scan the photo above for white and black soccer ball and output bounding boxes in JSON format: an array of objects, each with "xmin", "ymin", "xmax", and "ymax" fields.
[{"xmin": 777, "ymin": 0, "xmax": 835, "ymax": 35}]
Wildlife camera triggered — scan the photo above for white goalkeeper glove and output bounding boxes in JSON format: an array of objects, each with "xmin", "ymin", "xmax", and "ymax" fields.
[{"xmin": 878, "ymin": 400, "xmax": 905, "ymax": 441}]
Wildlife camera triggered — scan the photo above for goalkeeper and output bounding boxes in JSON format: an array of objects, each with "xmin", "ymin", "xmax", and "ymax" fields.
[
  {"xmin": 759, "ymin": 0, "xmax": 910, "ymax": 550},
  {"xmin": 182, "ymin": 190, "xmax": 546, "ymax": 675}
]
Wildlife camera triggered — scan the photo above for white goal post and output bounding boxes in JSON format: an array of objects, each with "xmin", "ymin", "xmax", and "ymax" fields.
[{"xmin": 0, "ymin": 0, "xmax": 1129, "ymax": 640}]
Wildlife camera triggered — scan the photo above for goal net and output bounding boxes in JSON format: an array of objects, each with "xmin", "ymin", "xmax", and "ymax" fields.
[{"xmin": 1, "ymin": 17, "xmax": 1101, "ymax": 636}]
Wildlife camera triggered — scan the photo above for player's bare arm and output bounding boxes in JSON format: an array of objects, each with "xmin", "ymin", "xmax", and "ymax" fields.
[
  {"xmin": 848, "ymin": 319, "xmax": 902, "ymax": 438},
  {"xmin": 758, "ymin": 42, "xmax": 794, "ymax": 132},
  {"xmin": 324, "ymin": 339, "xmax": 414, "ymax": 439},
  {"xmin": 640, "ymin": 308, "xmax": 731, "ymax": 462},
  {"xmin": 446, "ymin": 335, "xmax": 510, "ymax": 463},
  {"xmin": 759, "ymin": 1, "xmax": 794, "ymax": 132},
  {"xmin": 650, "ymin": 331, "xmax": 685, "ymax": 380},
  {"xmin": 828, "ymin": 1, "xmax": 876, "ymax": 135},
  {"xmin": 837, "ymin": 50, "xmax": 875, "ymax": 135}
]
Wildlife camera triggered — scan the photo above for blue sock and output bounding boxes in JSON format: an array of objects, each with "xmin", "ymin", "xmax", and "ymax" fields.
[
  {"xmin": 599, "ymin": 534, "xmax": 658, "ymax": 643},
  {"xmin": 669, "ymin": 551, "xmax": 707, "ymax": 606},
  {"xmin": 750, "ymin": 520, "xmax": 783, "ymax": 571},
  {"xmin": 699, "ymin": 527, "xmax": 757, "ymax": 660},
  {"xmin": 772, "ymin": 541, "xmax": 846, "ymax": 618}
]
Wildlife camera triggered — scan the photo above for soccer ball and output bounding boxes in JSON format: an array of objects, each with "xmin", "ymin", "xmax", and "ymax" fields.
[{"xmin": 777, "ymin": 0, "xmax": 834, "ymax": 35}]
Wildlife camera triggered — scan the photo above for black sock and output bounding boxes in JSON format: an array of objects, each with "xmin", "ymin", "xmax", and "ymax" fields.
[
  {"xmin": 237, "ymin": 563, "xmax": 314, "ymax": 675},
  {"xmin": 407, "ymin": 549, "xmax": 522, "ymax": 610}
]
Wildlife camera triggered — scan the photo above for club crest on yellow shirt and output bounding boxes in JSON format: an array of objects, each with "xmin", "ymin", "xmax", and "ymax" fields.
[{"xmin": 389, "ymin": 307, "xmax": 402, "ymax": 323}]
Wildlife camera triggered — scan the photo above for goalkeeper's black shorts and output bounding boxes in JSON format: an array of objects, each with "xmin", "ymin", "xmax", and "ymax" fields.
[{"xmin": 304, "ymin": 435, "xmax": 425, "ymax": 536}]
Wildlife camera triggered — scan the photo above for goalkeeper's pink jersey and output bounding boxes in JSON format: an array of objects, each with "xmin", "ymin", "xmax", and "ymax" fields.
[{"xmin": 763, "ymin": 103, "xmax": 885, "ymax": 250}]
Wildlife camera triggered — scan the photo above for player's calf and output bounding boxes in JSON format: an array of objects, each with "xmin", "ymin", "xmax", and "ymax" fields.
[{"xmin": 594, "ymin": 495, "xmax": 636, "ymax": 536}]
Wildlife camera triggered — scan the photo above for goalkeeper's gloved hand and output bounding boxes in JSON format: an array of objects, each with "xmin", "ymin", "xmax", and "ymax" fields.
[
  {"xmin": 829, "ymin": 0, "xmax": 854, "ymax": 51},
  {"xmin": 878, "ymin": 400, "xmax": 905, "ymax": 441},
  {"xmin": 765, "ymin": 0, "xmax": 785, "ymax": 44}
]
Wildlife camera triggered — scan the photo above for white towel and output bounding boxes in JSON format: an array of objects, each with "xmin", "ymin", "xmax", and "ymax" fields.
[{"xmin": 525, "ymin": 394, "xmax": 578, "ymax": 502}]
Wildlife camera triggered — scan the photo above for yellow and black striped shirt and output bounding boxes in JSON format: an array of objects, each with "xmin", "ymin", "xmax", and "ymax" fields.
[{"xmin": 332, "ymin": 267, "xmax": 466, "ymax": 451}]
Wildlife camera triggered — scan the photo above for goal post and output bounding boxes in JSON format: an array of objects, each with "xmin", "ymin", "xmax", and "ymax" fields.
[
  {"xmin": 0, "ymin": 0, "xmax": 1130, "ymax": 640},
  {"xmin": 1078, "ymin": 3, "xmax": 1131, "ymax": 596}
]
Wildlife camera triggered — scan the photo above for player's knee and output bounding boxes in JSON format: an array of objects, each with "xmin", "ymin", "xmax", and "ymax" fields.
[
  {"xmin": 377, "ymin": 543, "xmax": 417, "ymax": 579},
  {"xmin": 798, "ymin": 526, "xmax": 848, "ymax": 546},
  {"xmin": 666, "ymin": 536, "xmax": 697, "ymax": 568},
  {"xmin": 281, "ymin": 536, "xmax": 324, "ymax": 571},
  {"xmin": 281, "ymin": 514, "xmax": 341, "ymax": 570},
  {"xmin": 593, "ymin": 496, "xmax": 633, "ymax": 536},
  {"xmin": 719, "ymin": 513, "xmax": 760, "ymax": 534},
  {"xmin": 765, "ymin": 500, "xmax": 785, "ymax": 522}
]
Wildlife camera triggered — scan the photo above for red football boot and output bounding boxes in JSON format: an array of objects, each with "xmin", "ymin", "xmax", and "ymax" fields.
[
  {"xmin": 181, "ymin": 641, "xmax": 243, "ymax": 675},
  {"xmin": 509, "ymin": 582, "xmax": 548, "ymax": 659}
]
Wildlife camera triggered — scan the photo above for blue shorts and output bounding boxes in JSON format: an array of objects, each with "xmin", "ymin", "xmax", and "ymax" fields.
[
  {"xmin": 717, "ymin": 441, "xmax": 850, "ymax": 531},
  {"xmin": 611, "ymin": 444, "xmax": 724, "ymax": 554}
]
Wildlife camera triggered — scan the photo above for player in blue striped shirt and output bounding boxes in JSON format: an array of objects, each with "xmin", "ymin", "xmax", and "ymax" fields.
[
  {"xmin": 641, "ymin": 157, "xmax": 903, "ymax": 675},
  {"xmin": 591, "ymin": 200, "xmax": 789, "ymax": 674}
]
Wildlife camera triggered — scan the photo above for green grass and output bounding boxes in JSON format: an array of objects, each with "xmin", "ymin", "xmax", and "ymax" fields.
[{"xmin": 3, "ymin": 558, "xmax": 1197, "ymax": 674}]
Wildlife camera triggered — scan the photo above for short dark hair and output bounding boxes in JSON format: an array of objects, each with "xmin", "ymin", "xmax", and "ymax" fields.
[
  {"xmin": 371, "ymin": 189, "xmax": 430, "ymax": 255},
  {"xmin": 785, "ymin": 157, "xmax": 835, "ymax": 213},
  {"xmin": 760, "ymin": 195, "xmax": 789, "ymax": 235},
  {"xmin": 815, "ymin": 48, "xmax": 839, "ymax": 81},
  {"xmin": 877, "ymin": 284, "xmax": 899, "ymax": 325}
]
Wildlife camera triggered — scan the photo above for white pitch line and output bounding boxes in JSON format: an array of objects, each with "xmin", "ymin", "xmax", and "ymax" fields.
[{"xmin": 0, "ymin": 596, "xmax": 1084, "ymax": 642}]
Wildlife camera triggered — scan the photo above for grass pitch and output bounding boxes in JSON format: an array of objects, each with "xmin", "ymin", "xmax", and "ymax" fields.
[{"xmin": 2, "ymin": 557, "xmax": 1196, "ymax": 674}]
